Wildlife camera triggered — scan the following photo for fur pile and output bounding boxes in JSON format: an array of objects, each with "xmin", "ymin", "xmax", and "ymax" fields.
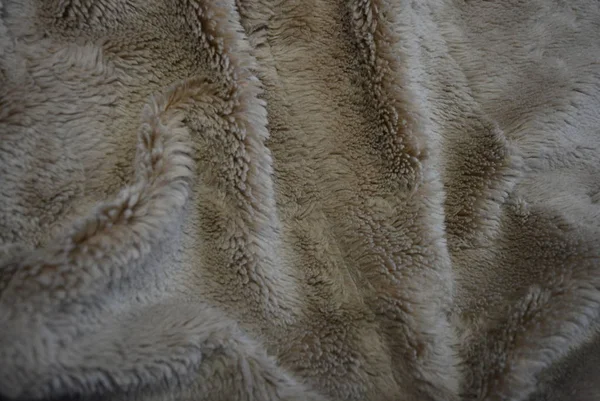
[{"xmin": 1, "ymin": 0, "xmax": 600, "ymax": 400}]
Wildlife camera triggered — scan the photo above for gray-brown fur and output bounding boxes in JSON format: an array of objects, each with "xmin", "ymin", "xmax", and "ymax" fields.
[{"xmin": 1, "ymin": 0, "xmax": 600, "ymax": 400}]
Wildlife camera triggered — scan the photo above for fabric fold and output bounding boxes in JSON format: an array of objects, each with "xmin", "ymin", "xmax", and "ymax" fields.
[{"xmin": 1, "ymin": 0, "xmax": 600, "ymax": 400}]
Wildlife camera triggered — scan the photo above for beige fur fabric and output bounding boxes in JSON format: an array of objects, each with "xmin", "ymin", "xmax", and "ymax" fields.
[{"xmin": 1, "ymin": 0, "xmax": 600, "ymax": 400}]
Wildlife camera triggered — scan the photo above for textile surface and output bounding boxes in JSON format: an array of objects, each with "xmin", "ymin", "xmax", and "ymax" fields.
[{"xmin": 1, "ymin": 0, "xmax": 600, "ymax": 400}]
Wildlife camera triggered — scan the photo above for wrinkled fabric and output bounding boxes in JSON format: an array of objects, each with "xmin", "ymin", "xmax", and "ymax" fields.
[{"xmin": 1, "ymin": 0, "xmax": 600, "ymax": 400}]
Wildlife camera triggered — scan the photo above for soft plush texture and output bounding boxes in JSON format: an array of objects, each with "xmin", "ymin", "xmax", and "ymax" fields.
[{"xmin": 1, "ymin": 0, "xmax": 600, "ymax": 400}]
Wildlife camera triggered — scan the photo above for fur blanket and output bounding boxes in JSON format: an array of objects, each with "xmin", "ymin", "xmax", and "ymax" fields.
[{"xmin": 1, "ymin": 0, "xmax": 600, "ymax": 400}]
